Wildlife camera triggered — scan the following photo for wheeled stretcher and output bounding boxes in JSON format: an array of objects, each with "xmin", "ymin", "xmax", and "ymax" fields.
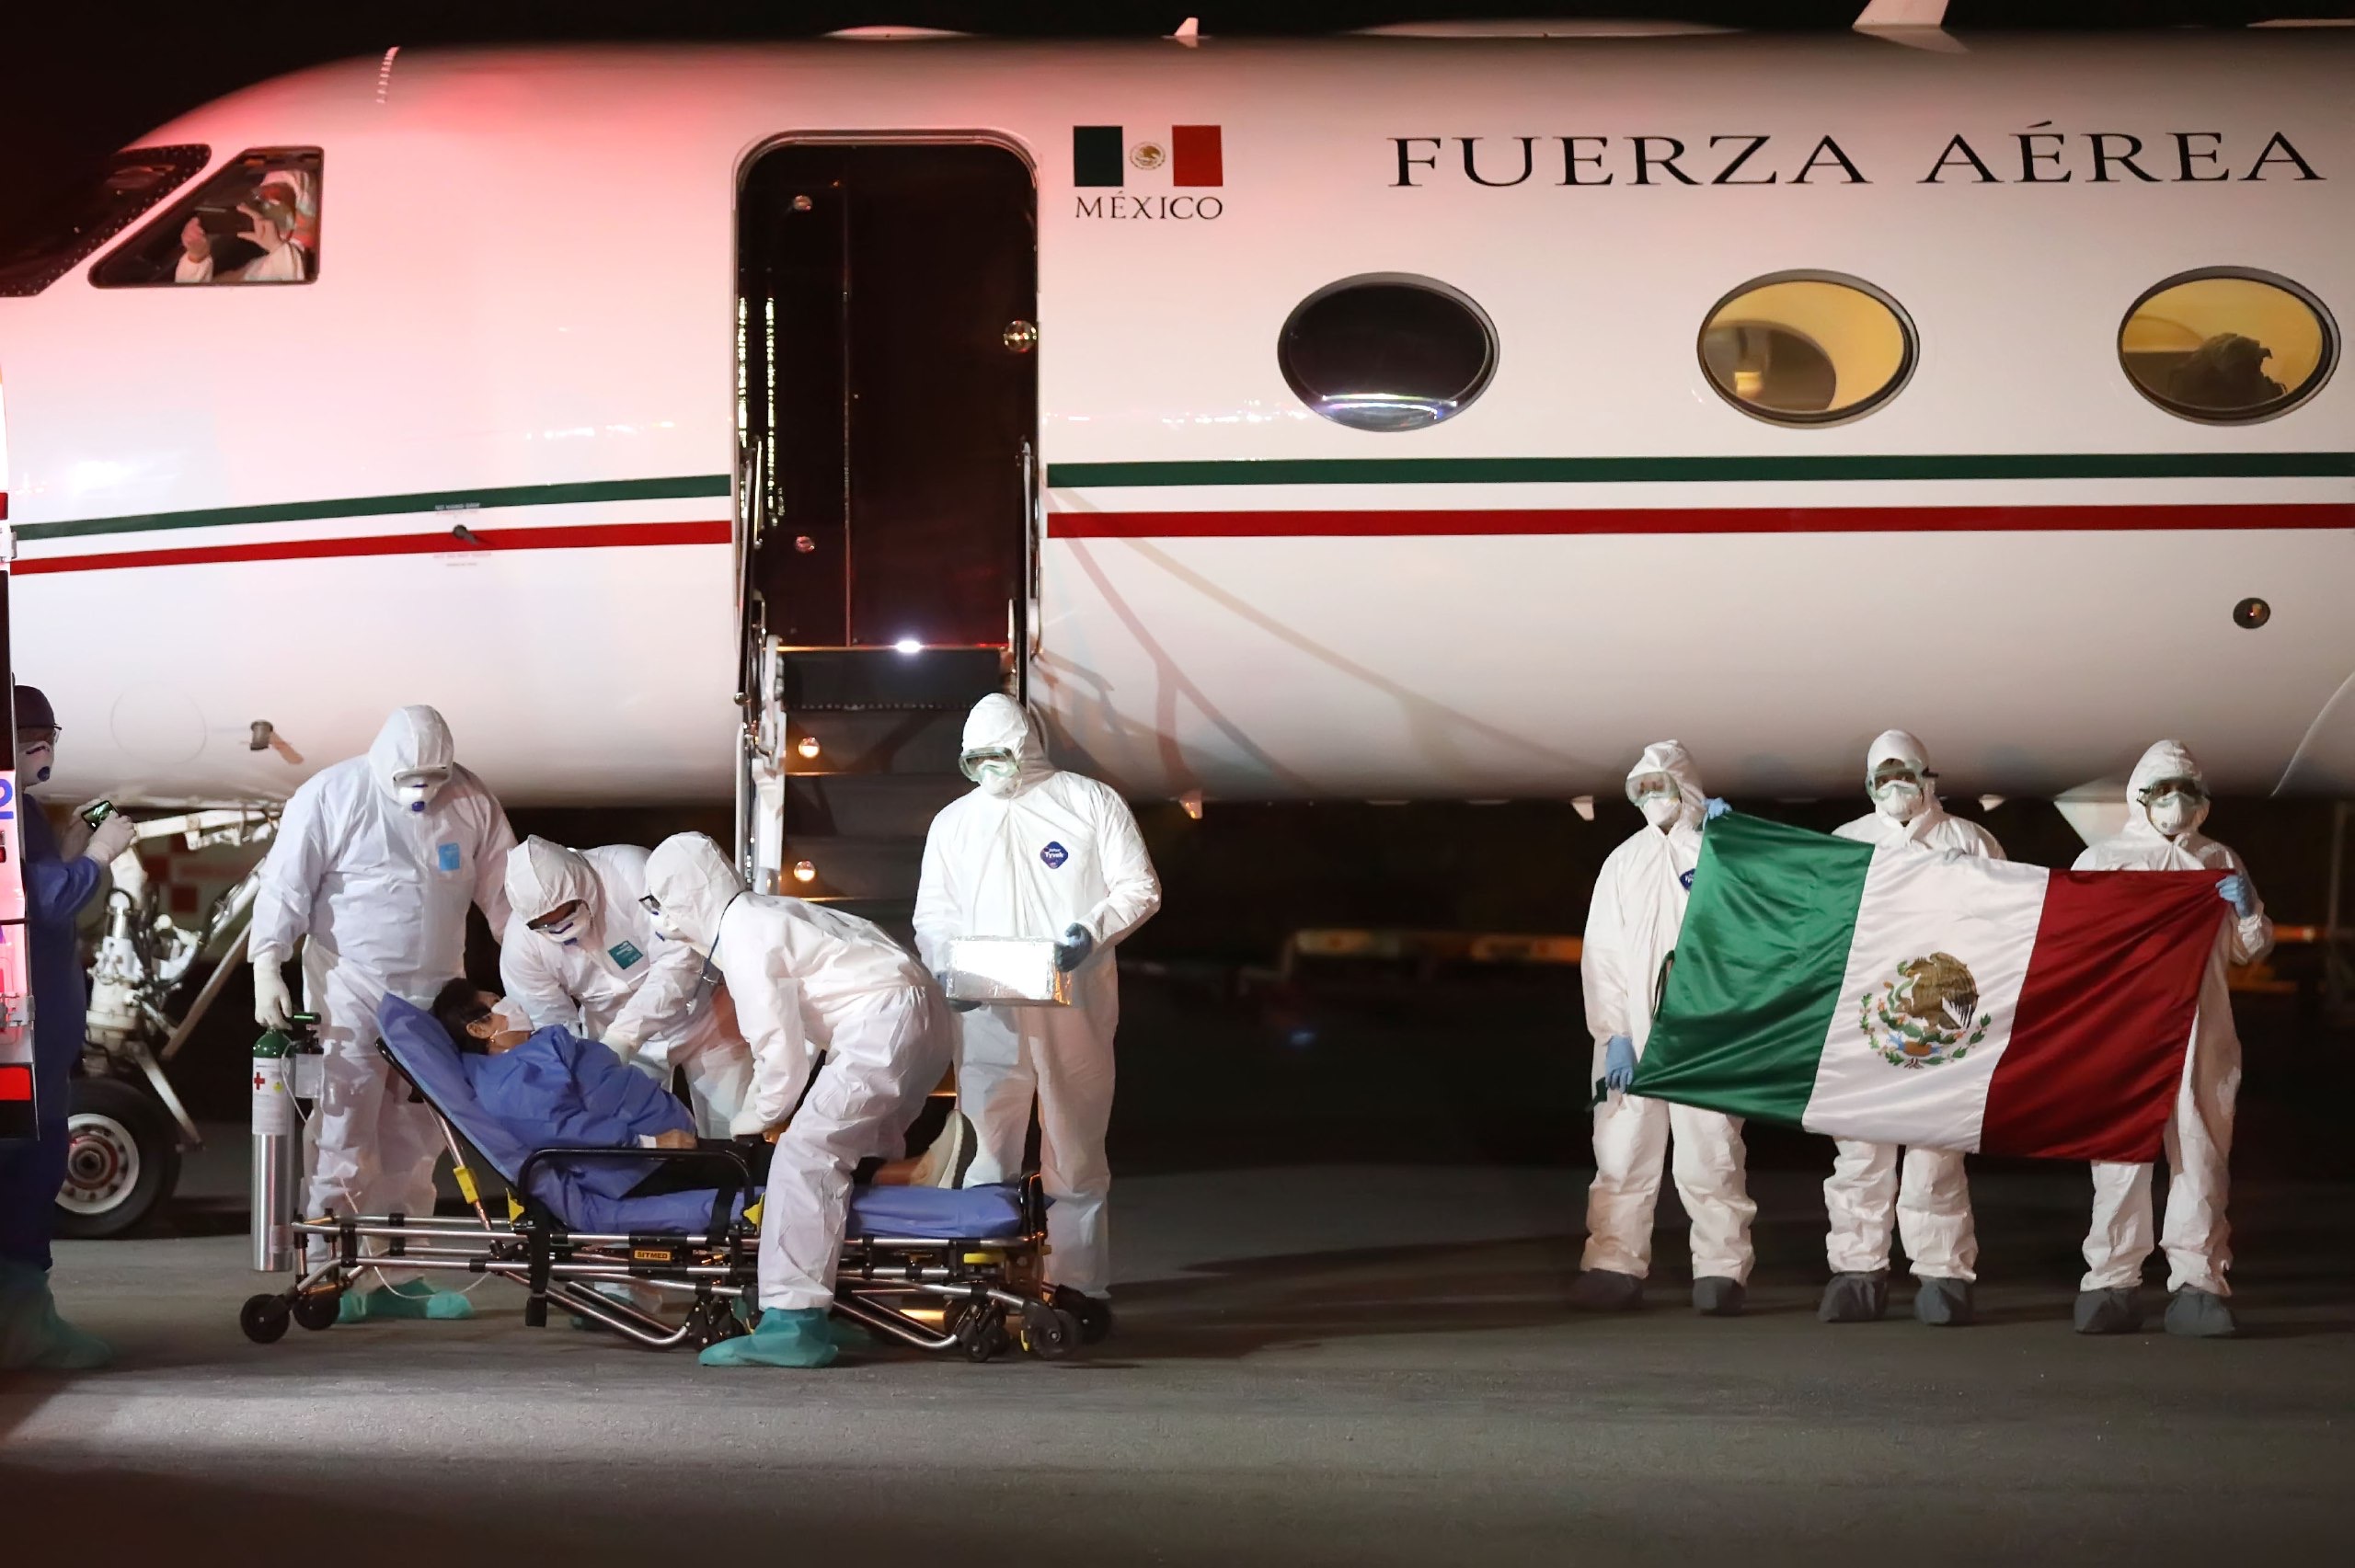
[{"xmin": 236, "ymin": 998, "xmax": 1084, "ymax": 1361}]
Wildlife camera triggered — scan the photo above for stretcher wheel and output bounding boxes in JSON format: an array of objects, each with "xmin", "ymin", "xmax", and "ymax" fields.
[
  {"xmin": 240, "ymin": 1294, "xmax": 293, "ymax": 1345},
  {"xmin": 1054, "ymin": 1286, "xmax": 1113, "ymax": 1345},
  {"xmin": 1019, "ymin": 1301, "xmax": 1080, "ymax": 1361},
  {"xmin": 690, "ymin": 1297, "xmax": 746, "ymax": 1348},
  {"xmin": 954, "ymin": 1304, "xmax": 1010, "ymax": 1363},
  {"xmin": 292, "ymin": 1292, "xmax": 341, "ymax": 1332}
]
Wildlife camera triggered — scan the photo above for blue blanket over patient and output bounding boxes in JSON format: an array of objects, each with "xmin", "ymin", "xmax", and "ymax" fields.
[{"xmin": 375, "ymin": 997, "xmax": 1025, "ymax": 1240}]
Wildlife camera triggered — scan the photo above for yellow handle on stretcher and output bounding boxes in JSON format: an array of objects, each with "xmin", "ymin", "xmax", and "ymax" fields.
[{"xmin": 453, "ymin": 1164, "xmax": 481, "ymax": 1207}]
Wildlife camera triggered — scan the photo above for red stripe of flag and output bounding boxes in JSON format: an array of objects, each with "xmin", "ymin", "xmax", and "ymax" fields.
[
  {"xmin": 1171, "ymin": 125, "xmax": 1223, "ymax": 187},
  {"xmin": 0, "ymin": 1064, "xmax": 32, "ymax": 1103},
  {"xmin": 1981, "ymin": 870, "xmax": 2224, "ymax": 1162}
]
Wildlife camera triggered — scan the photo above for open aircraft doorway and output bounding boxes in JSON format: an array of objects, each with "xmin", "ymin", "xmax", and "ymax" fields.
[{"xmin": 733, "ymin": 139, "xmax": 1037, "ymax": 909}]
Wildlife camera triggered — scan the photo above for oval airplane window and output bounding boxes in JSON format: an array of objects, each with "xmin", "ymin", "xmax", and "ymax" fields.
[
  {"xmin": 1279, "ymin": 274, "xmax": 1498, "ymax": 432},
  {"xmin": 1697, "ymin": 273, "xmax": 1916, "ymax": 425},
  {"xmin": 2119, "ymin": 270, "xmax": 2337, "ymax": 423}
]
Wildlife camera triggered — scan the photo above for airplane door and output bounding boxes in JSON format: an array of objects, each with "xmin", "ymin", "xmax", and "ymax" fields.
[
  {"xmin": 738, "ymin": 141, "xmax": 1037, "ymax": 651},
  {"xmin": 733, "ymin": 141, "xmax": 1034, "ymax": 904}
]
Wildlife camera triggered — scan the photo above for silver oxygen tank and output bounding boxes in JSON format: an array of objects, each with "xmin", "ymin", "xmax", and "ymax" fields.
[{"xmin": 248, "ymin": 1015, "xmax": 320, "ymax": 1272}]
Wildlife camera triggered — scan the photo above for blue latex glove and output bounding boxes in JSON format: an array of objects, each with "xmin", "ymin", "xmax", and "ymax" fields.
[
  {"xmin": 1603, "ymin": 1034, "xmax": 1637, "ymax": 1093},
  {"xmin": 1053, "ymin": 922, "xmax": 1097, "ymax": 973},
  {"xmin": 1704, "ymin": 797, "xmax": 1731, "ymax": 820},
  {"xmin": 2217, "ymin": 874, "xmax": 2257, "ymax": 919}
]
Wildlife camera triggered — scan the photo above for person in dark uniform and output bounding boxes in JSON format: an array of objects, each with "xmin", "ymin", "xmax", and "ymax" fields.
[{"xmin": 0, "ymin": 685, "xmax": 136, "ymax": 1370}]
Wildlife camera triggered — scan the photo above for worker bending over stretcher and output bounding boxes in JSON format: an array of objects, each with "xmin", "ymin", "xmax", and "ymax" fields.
[
  {"xmin": 644, "ymin": 832, "xmax": 953, "ymax": 1369},
  {"xmin": 430, "ymin": 976, "xmax": 959, "ymax": 1213}
]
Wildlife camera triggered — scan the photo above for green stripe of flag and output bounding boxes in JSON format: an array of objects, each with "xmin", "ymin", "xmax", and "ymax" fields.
[
  {"xmin": 1046, "ymin": 452, "xmax": 2355, "ymax": 487},
  {"xmin": 1074, "ymin": 125, "xmax": 1125, "ymax": 187},
  {"xmin": 1630, "ymin": 812, "xmax": 1874, "ymax": 1125}
]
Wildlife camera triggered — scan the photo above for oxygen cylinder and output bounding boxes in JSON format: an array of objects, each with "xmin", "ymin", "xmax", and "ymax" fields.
[
  {"xmin": 249, "ymin": 1017, "xmax": 321, "ymax": 1272},
  {"xmin": 249, "ymin": 1026, "xmax": 296, "ymax": 1271}
]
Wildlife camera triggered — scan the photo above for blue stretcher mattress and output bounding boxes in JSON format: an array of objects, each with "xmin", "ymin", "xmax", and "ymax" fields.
[{"xmin": 373, "ymin": 997, "xmax": 1025, "ymax": 1241}]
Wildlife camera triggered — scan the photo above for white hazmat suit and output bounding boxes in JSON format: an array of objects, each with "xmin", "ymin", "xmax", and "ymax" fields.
[
  {"xmin": 1825, "ymin": 730, "xmax": 2004, "ymax": 1311},
  {"xmin": 1578, "ymin": 741, "xmax": 1755, "ymax": 1307},
  {"xmin": 250, "ymin": 706, "xmax": 515, "ymax": 1257},
  {"xmin": 2073, "ymin": 741, "xmax": 2268, "ymax": 1316},
  {"xmin": 500, "ymin": 837, "xmax": 754, "ymax": 1138},
  {"xmin": 913, "ymin": 695, "xmax": 1161, "ymax": 1299},
  {"xmin": 643, "ymin": 833, "xmax": 950, "ymax": 1312}
]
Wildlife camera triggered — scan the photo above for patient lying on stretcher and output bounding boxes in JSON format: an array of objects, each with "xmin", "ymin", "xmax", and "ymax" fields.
[{"xmin": 427, "ymin": 980, "xmax": 966, "ymax": 1193}]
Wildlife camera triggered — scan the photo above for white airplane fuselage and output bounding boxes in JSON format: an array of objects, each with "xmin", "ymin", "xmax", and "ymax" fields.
[{"xmin": 1, "ymin": 32, "xmax": 2349, "ymax": 810}]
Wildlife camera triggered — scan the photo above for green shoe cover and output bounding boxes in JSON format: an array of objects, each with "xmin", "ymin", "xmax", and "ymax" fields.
[
  {"xmin": 824, "ymin": 1313, "xmax": 882, "ymax": 1352},
  {"xmin": 0, "ymin": 1263, "xmax": 113, "ymax": 1371},
  {"xmin": 339, "ymin": 1282, "xmax": 476, "ymax": 1323},
  {"xmin": 698, "ymin": 1307, "xmax": 839, "ymax": 1368}
]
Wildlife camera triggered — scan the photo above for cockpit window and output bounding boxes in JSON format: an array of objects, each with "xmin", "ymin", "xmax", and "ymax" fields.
[
  {"xmin": 2119, "ymin": 269, "xmax": 2336, "ymax": 424},
  {"xmin": 0, "ymin": 147, "xmax": 209, "ymax": 297},
  {"xmin": 92, "ymin": 148, "xmax": 322, "ymax": 289}
]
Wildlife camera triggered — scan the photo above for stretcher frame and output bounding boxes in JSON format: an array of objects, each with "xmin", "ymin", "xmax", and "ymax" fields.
[{"xmin": 236, "ymin": 1040, "xmax": 1079, "ymax": 1362}]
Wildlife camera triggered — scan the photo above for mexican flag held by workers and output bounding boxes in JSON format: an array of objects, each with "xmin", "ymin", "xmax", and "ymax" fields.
[{"xmin": 1629, "ymin": 812, "xmax": 2230, "ymax": 1163}]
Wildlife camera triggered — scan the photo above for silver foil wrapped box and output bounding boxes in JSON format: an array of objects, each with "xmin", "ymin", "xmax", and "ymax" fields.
[{"xmin": 941, "ymin": 937, "xmax": 1074, "ymax": 1006}]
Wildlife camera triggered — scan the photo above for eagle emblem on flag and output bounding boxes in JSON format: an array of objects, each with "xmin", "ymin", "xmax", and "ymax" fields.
[{"xmin": 1860, "ymin": 951, "xmax": 1992, "ymax": 1069}]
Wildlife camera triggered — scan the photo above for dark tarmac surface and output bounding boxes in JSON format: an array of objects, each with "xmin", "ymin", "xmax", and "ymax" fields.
[{"xmin": 6, "ymin": 1154, "xmax": 2351, "ymax": 1566}]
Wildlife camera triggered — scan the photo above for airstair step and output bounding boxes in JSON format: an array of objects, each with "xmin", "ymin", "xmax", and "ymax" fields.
[
  {"xmin": 776, "ymin": 835, "xmax": 924, "ymax": 904},
  {"xmin": 786, "ymin": 709, "xmax": 969, "ymax": 776},
  {"xmin": 776, "ymin": 647, "xmax": 1005, "ymax": 711},
  {"xmin": 784, "ymin": 774, "xmax": 967, "ymax": 838}
]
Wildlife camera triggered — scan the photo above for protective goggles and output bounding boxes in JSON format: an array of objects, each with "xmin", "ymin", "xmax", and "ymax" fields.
[
  {"xmin": 638, "ymin": 894, "xmax": 663, "ymax": 917},
  {"xmin": 959, "ymin": 747, "xmax": 1017, "ymax": 783},
  {"xmin": 526, "ymin": 898, "xmax": 587, "ymax": 933},
  {"xmin": 1626, "ymin": 772, "xmax": 1678, "ymax": 804},
  {"xmin": 1869, "ymin": 762, "xmax": 1928, "ymax": 791},
  {"xmin": 15, "ymin": 725, "xmax": 59, "ymax": 746},
  {"xmin": 2137, "ymin": 777, "xmax": 2208, "ymax": 807},
  {"xmin": 391, "ymin": 766, "xmax": 451, "ymax": 789}
]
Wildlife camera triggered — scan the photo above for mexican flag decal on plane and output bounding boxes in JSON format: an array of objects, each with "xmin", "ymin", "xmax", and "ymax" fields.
[{"xmin": 1074, "ymin": 125, "xmax": 1223, "ymax": 187}]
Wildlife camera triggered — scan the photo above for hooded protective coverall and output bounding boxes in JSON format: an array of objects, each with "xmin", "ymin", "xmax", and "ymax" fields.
[
  {"xmin": 643, "ymin": 833, "xmax": 950, "ymax": 1312},
  {"xmin": 913, "ymin": 695, "xmax": 1161, "ymax": 1299},
  {"xmin": 250, "ymin": 707, "xmax": 514, "ymax": 1254},
  {"xmin": 1580, "ymin": 742, "xmax": 1756, "ymax": 1284},
  {"xmin": 1825, "ymin": 729, "xmax": 2005, "ymax": 1284},
  {"xmin": 500, "ymin": 838, "xmax": 753, "ymax": 1138},
  {"xmin": 2073, "ymin": 740, "xmax": 2268, "ymax": 1296}
]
